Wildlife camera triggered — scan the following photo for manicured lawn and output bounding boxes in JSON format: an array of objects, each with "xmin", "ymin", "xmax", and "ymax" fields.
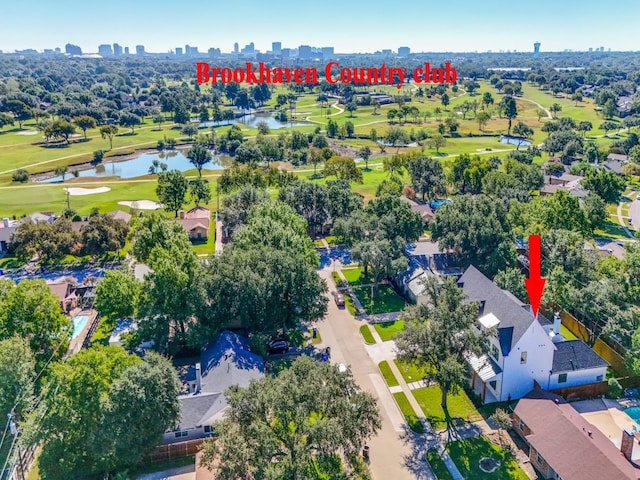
[
  {"xmin": 359, "ymin": 325, "xmax": 376, "ymax": 344},
  {"xmin": 341, "ymin": 267, "xmax": 372, "ymax": 285},
  {"xmin": 426, "ymin": 449, "xmax": 454, "ymax": 480},
  {"xmin": 373, "ymin": 320, "xmax": 405, "ymax": 341},
  {"xmin": 352, "ymin": 285, "xmax": 406, "ymax": 315},
  {"xmin": 447, "ymin": 436, "xmax": 529, "ymax": 480},
  {"xmin": 594, "ymin": 220, "xmax": 633, "ymax": 240},
  {"xmin": 394, "ymin": 359, "xmax": 429, "ymax": 383},
  {"xmin": 412, "ymin": 385, "xmax": 482, "ymax": 431},
  {"xmin": 345, "ymin": 293, "xmax": 358, "ymax": 316},
  {"xmin": 378, "ymin": 360, "xmax": 399, "ymax": 387},
  {"xmin": 308, "ymin": 327, "xmax": 322, "ymax": 344},
  {"xmin": 192, "ymin": 229, "xmax": 216, "ymax": 255},
  {"xmin": 393, "ymin": 392, "xmax": 425, "ymax": 433}
]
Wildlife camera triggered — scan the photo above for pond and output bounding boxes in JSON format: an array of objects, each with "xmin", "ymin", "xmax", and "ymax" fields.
[
  {"xmin": 500, "ymin": 136, "xmax": 532, "ymax": 147},
  {"xmin": 40, "ymin": 150, "xmax": 233, "ymax": 182},
  {"xmin": 200, "ymin": 113, "xmax": 308, "ymax": 130}
]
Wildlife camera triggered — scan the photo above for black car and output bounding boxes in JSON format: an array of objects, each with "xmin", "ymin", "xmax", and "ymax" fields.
[{"xmin": 267, "ymin": 338, "xmax": 290, "ymax": 355}]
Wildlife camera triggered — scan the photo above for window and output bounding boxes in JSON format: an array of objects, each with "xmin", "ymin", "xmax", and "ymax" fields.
[
  {"xmin": 536, "ymin": 451, "xmax": 545, "ymax": 465},
  {"xmin": 204, "ymin": 425, "xmax": 213, "ymax": 434},
  {"xmin": 489, "ymin": 344, "xmax": 499, "ymax": 362},
  {"xmin": 174, "ymin": 430, "xmax": 188, "ymax": 438},
  {"xmin": 489, "ymin": 380, "xmax": 497, "ymax": 391},
  {"xmin": 558, "ymin": 373, "xmax": 568, "ymax": 383},
  {"xmin": 520, "ymin": 352, "xmax": 527, "ymax": 364},
  {"xmin": 519, "ymin": 419, "xmax": 526, "ymax": 431},
  {"xmin": 596, "ymin": 375, "xmax": 604, "ymax": 382}
]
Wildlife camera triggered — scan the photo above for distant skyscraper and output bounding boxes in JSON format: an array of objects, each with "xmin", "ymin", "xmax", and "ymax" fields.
[
  {"xmin": 321, "ymin": 47, "xmax": 334, "ymax": 57},
  {"xmin": 272, "ymin": 42, "xmax": 282, "ymax": 55},
  {"xmin": 241, "ymin": 42, "xmax": 255, "ymax": 54},
  {"xmin": 234, "ymin": 42, "xmax": 239, "ymax": 54},
  {"xmin": 113, "ymin": 43, "xmax": 122, "ymax": 55},
  {"xmin": 208, "ymin": 47, "xmax": 220, "ymax": 58},
  {"xmin": 397, "ymin": 46, "xmax": 410, "ymax": 56},
  {"xmin": 65, "ymin": 43, "xmax": 82, "ymax": 55},
  {"xmin": 588, "ymin": 47, "xmax": 593, "ymax": 53},
  {"xmin": 298, "ymin": 45, "xmax": 312, "ymax": 59},
  {"xmin": 175, "ymin": 47, "xmax": 183, "ymax": 56},
  {"xmin": 98, "ymin": 44, "xmax": 113, "ymax": 56},
  {"xmin": 124, "ymin": 46, "xmax": 130, "ymax": 55},
  {"xmin": 185, "ymin": 45, "xmax": 199, "ymax": 56},
  {"xmin": 136, "ymin": 45, "xmax": 145, "ymax": 56},
  {"xmin": 533, "ymin": 42, "xmax": 541, "ymax": 56}
]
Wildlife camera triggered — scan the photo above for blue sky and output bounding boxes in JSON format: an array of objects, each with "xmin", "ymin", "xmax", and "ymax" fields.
[{"xmin": 2, "ymin": 0, "xmax": 640, "ymax": 54}]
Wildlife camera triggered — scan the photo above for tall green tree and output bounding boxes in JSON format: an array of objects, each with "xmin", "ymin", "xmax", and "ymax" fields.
[
  {"xmin": 72, "ymin": 115, "xmax": 97, "ymax": 140},
  {"xmin": 190, "ymin": 177, "xmax": 212, "ymax": 206},
  {"xmin": 396, "ymin": 276, "xmax": 483, "ymax": 425},
  {"xmin": 156, "ymin": 169, "xmax": 189, "ymax": 217},
  {"xmin": 0, "ymin": 337, "xmax": 34, "ymax": 423},
  {"xmin": 502, "ymin": 96, "xmax": 518, "ymax": 136},
  {"xmin": 323, "ymin": 156, "xmax": 363, "ymax": 183},
  {"xmin": 278, "ymin": 181, "xmax": 329, "ymax": 234},
  {"xmin": 408, "ymin": 156, "xmax": 446, "ymax": 201},
  {"xmin": 100, "ymin": 124, "xmax": 119, "ymax": 149},
  {"xmin": 94, "ymin": 270, "xmax": 140, "ymax": 322},
  {"xmin": 581, "ymin": 168, "xmax": 626, "ymax": 203},
  {"xmin": 200, "ymin": 355, "xmax": 380, "ymax": 480},
  {"xmin": 186, "ymin": 143, "xmax": 212, "ymax": 176}
]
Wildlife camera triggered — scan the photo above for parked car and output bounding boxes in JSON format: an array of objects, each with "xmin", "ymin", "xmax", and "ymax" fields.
[
  {"xmin": 335, "ymin": 293, "xmax": 345, "ymax": 307},
  {"xmin": 267, "ymin": 338, "xmax": 290, "ymax": 355}
]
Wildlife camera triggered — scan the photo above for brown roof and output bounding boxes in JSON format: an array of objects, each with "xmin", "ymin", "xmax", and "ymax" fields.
[
  {"xmin": 514, "ymin": 389, "xmax": 638, "ymax": 480},
  {"xmin": 107, "ymin": 210, "xmax": 132, "ymax": 223},
  {"xmin": 47, "ymin": 282, "xmax": 72, "ymax": 302},
  {"xmin": 184, "ymin": 206, "xmax": 211, "ymax": 220},
  {"xmin": 177, "ymin": 218, "xmax": 210, "ymax": 233}
]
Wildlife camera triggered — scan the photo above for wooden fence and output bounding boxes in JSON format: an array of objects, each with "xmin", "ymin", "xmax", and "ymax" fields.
[
  {"xmin": 145, "ymin": 438, "xmax": 209, "ymax": 463},
  {"xmin": 550, "ymin": 381, "xmax": 610, "ymax": 401}
]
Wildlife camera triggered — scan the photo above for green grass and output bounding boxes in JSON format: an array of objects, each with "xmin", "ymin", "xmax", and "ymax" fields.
[
  {"xmin": 359, "ymin": 325, "xmax": 376, "ymax": 344},
  {"xmin": 394, "ymin": 359, "xmax": 429, "ymax": 383},
  {"xmin": 594, "ymin": 220, "xmax": 633, "ymax": 240},
  {"xmin": 192, "ymin": 228, "xmax": 216, "ymax": 255},
  {"xmin": 560, "ymin": 324, "xmax": 578, "ymax": 340},
  {"xmin": 412, "ymin": 385, "xmax": 482, "ymax": 431},
  {"xmin": 372, "ymin": 320, "xmax": 405, "ymax": 341},
  {"xmin": 344, "ymin": 293, "xmax": 358, "ymax": 316},
  {"xmin": 308, "ymin": 327, "xmax": 322, "ymax": 344},
  {"xmin": 352, "ymin": 285, "xmax": 406, "ymax": 315},
  {"xmin": 426, "ymin": 449, "xmax": 454, "ymax": 480},
  {"xmin": 340, "ymin": 267, "xmax": 371, "ymax": 285},
  {"xmin": 393, "ymin": 391, "xmax": 425, "ymax": 433},
  {"xmin": 378, "ymin": 360, "xmax": 399, "ymax": 387},
  {"xmin": 446, "ymin": 436, "xmax": 529, "ymax": 480},
  {"xmin": 331, "ymin": 271, "xmax": 343, "ymax": 286}
]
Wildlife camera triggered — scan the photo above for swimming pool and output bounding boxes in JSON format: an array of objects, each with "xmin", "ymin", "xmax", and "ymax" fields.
[
  {"xmin": 72, "ymin": 314, "xmax": 89, "ymax": 339},
  {"xmin": 624, "ymin": 406, "xmax": 640, "ymax": 424}
]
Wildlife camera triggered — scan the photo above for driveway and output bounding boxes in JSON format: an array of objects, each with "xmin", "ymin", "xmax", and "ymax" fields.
[
  {"xmin": 628, "ymin": 196, "xmax": 640, "ymax": 230},
  {"xmin": 316, "ymin": 269, "xmax": 432, "ymax": 480}
]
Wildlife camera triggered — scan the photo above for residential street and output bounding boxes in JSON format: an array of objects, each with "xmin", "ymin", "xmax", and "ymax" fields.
[
  {"xmin": 628, "ymin": 196, "xmax": 640, "ymax": 230},
  {"xmin": 315, "ymin": 268, "xmax": 434, "ymax": 480}
]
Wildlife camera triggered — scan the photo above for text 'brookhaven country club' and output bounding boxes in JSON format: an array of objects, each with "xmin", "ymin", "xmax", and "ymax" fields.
[{"xmin": 195, "ymin": 62, "xmax": 457, "ymax": 88}]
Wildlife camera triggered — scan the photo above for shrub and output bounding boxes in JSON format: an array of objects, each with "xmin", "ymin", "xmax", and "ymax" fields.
[
  {"xmin": 606, "ymin": 378, "xmax": 623, "ymax": 399},
  {"xmin": 93, "ymin": 149, "xmax": 105, "ymax": 163},
  {"xmin": 12, "ymin": 169, "xmax": 29, "ymax": 183}
]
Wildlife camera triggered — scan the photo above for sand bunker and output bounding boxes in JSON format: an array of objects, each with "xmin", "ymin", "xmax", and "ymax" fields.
[
  {"xmin": 16, "ymin": 130, "xmax": 39, "ymax": 136},
  {"xmin": 65, "ymin": 187, "xmax": 111, "ymax": 196},
  {"xmin": 118, "ymin": 200, "xmax": 163, "ymax": 210}
]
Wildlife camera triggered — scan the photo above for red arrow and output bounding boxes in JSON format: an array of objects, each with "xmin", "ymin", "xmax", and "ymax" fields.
[{"xmin": 524, "ymin": 234, "xmax": 545, "ymax": 319}]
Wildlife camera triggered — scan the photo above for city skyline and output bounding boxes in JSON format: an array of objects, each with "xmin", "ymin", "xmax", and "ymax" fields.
[{"xmin": 2, "ymin": 0, "xmax": 640, "ymax": 54}]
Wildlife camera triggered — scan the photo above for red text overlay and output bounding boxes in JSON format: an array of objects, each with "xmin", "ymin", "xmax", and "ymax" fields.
[{"xmin": 196, "ymin": 62, "xmax": 457, "ymax": 89}]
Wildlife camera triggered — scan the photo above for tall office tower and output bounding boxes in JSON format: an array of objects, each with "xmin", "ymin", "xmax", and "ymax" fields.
[
  {"xmin": 113, "ymin": 43, "xmax": 123, "ymax": 55},
  {"xmin": 272, "ymin": 42, "xmax": 282, "ymax": 55},
  {"xmin": 98, "ymin": 44, "xmax": 113, "ymax": 56},
  {"xmin": 234, "ymin": 42, "xmax": 239, "ymax": 54},
  {"xmin": 175, "ymin": 47, "xmax": 183, "ymax": 56},
  {"xmin": 533, "ymin": 42, "xmax": 541, "ymax": 56},
  {"xmin": 298, "ymin": 45, "xmax": 312, "ymax": 59},
  {"xmin": 398, "ymin": 46, "xmax": 410, "ymax": 56},
  {"xmin": 136, "ymin": 45, "xmax": 145, "ymax": 56}
]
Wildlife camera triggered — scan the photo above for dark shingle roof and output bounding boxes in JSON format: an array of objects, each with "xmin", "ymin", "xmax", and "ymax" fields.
[
  {"xmin": 458, "ymin": 265, "xmax": 538, "ymax": 356},
  {"xmin": 178, "ymin": 392, "xmax": 223, "ymax": 430},
  {"xmin": 552, "ymin": 340, "xmax": 609, "ymax": 373}
]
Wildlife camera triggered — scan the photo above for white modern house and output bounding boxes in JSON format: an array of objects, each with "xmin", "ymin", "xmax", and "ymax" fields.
[{"xmin": 460, "ymin": 266, "xmax": 608, "ymax": 404}]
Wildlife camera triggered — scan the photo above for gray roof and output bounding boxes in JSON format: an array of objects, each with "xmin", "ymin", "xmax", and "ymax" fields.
[
  {"xmin": 0, "ymin": 226, "xmax": 16, "ymax": 243},
  {"xmin": 458, "ymin": 266, "xmax": 540, "ymax": 356},
  {"xmin": 178, "ymin": 392, "xmax": 223, "ymax": 430},
  {"xmin": 552, "ymin": 340, "xmax": 609, "ymax": 373}
]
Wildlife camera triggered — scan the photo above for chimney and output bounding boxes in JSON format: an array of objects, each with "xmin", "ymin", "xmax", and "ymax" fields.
[
  {"xmin": 179, "ymin": 210, "xmax": 185, "ymax": 219},
  {"xmin": 195, "ymin": 362, "xmax": 202, "ymax": 394},
  {"xmin": 553, "ymin": 312, "xmax": 561, "ymax": 336},
  {"xmin": 622, "ymin": 429, "xmax": 635, "ymax": 460},
  {"xmin": 2, "ymin": 218, "xmax": 8, "ymax": 228}
]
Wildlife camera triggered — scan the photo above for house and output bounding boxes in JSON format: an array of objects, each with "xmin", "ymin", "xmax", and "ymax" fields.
[
  {"xmin": 540, "ymin": 173, "xmax": 589, "ymax": 198},
  {"xmin": 400, "ymin": 195, "xmax": 434, "ymax": 223},
  {"xmin": 163, "ymin": 331, "xmax": 264, "ymax": 444},
  {"xmin": 605, "ymin": 154, "xmax": 629, "ymax": 175},
  {"xmin": 513, "ymin": 389, "xmax": 638, "ymax": 480},
  {"xmin": 107, "ymin": 210, "xmax": 132, "ymax": 224},
  {"xmin": 616, "ymin": 95, "xmax": 633, "ymax": 118},
  {"xmin": 395, "ymin": 241, "xmax": 462, "ymax": 303},
  {"xmin": 0, "ymin": 218, "xmax": 17, "ymax": 253},
  {"xmin": 595, "ymin": 240, "xmax": 626, "ymax": 260},
  {"xmin": 460, "ymin": 266, "xmax": 608, "ymax": 403},
  {"xmin": 176, "ymin": 206, "xmax": 210, "ymax": 241},
  {"xmin": 47, "ymin": 281, "xmax": 78, "ymax": 313}
]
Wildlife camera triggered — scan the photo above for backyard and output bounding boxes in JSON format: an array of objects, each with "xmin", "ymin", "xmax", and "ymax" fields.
[{"xmin": 447, "ymin": 436, "xmax": 529, "ymax": 480}]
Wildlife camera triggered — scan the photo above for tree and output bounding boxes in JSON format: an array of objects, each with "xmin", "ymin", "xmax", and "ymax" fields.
[
  {"xmin": 599, "ymin": 120, "xmax": 618, "ymax": 136},
  {"xmin": 345, "ymin": 102, "xmax": 358, "ymax": 117},
  {"xmin": 357, "ymin": 145, "xmax": 372, "ymax": 170},
  {"xmin": 494, "ymin": 267, "xmax": 527, "ymax": 301},
  {"xmin": 100, "ymin": 124, "xmax": 119, "ymax": 149},
  {"xmin": 3, "ymin": 99, "xmax": 32, "ymax": 129},
  {"xmin": 482, "ymin": 92, "xmax": 494, "ymax": 109},
  {"xmin": 200, "ymin": 355, "xmax": 380, "ymax": 480},
  {"xmin": 80, "ymin": 213, "xmax": 129, "ymax": 255},
  {"xmin": 441, "ymin": 92, "xmax": 450, "ymax": 108},
  {"xmin": 119, "ymin": 112, "xmax": 142, "ymax": 134},
  {"xmin": 581, "ymin": 168, "xmax": 626, "ymax": 203},
  {"xmin": 153, "ymin": 113, "xmax": 165, "ymax": 130},
  {"xmin": 344, "ymin": 120, "xmax": 355, "ymax": 138},
  {"xmin": 9, "ymin": 218, "xmax": 77, "ymax": 264},
  {"xmin": 50, "ymin": 119, "xmax": 76, "ymax": 144},
  {"xmin": 256, "ymin": 121, "xmax": 270, "ymax": 135},
  {"xmin": 190, "ymin": 177, "xmax": 212, "ymax": 206},
  {"xmin": 582, "ymin": 194, "xmax": 607, "ymax": 231},
  {"xmin": 181, "ymin": 123, "xmax": 198, "ymax": 140},
  {"xmin": 326, "ymin": 179, "xmax": 364, "ymax": 220},
  {"xmin": 536, "ymin": 108, "xmax": 546, "ymax": 121},
  {"xmin": 476, "ymin": 111, "xmax": 491, "ymax": 131},
  {"xmin": 54, "ymin": 165, "xmax": 68, "ymax": 181},
  {"xmin": 156, "ymin": 170, "xmax": 189, "ymax": 217},
  {"xmin": 34, "ymin": 347, "xmax": 179, "ymax": 480},
  {"xmin": 219, "ymin": 186, "xmax": 270, "ymax": 239},
  {"xmin": 385, "ymin": 126, "xmax": 409, "ymax": 153},
  {"xmin": 365, "ymin": 194, "xmax": 423, "ymax": 242},
  {"xmin": 577, "ymin": 121, "xmax": 593, "ymax": 137},
  {"xmin": 603, "ymin": 98, "xmax": 616, "ymax": 119},
  {"xmin": 502, "ymin": 96, "xmax": 518, "ymax": 136},
  {"xmin": 327, "ymin": 118, "xmax": 338, "ymax": 138},
  {"xmin": 408, "ymin": 156, "xmax": 446, "ymax": 201},
  {"xmin": 0, "ymin": 279, "xmax": 71, "ymax": 371},
  {"xmin": 130, "ymin": 212, "xmax": 194, "ymax": 264},
  {"xmin": 186, "ymin": 143, "xmax": 212, "ymax": 176},
  {"xmin": 490, "ymin": 408, "xmax": 513, "ymax": 449},
  {"xmin": 0, "ymin": 112, "xmax": 15, "ymax": 130},
  {"xmin": 396, "ymin": 276, "xmax": 483, "ymax": 425},
  {"xmin": 430, "ymin": 195, "xmax": 514, "ymax": 276},
  {"xmin": 235, "ymin": 143, "xmax": 264, "ymax": 167},
  {"xmin": 324, "ymin": 156, "xmax": 363, "ymax": 183},
  {"xmin": 0, "ymin": 337, "xmax": 34, "ymax": 423},
  {"xmin": 550, "ymin": 103, "xmax": 562, "ymax": 118},
  {"xmin": 95, "ymin": 270, "xmax": 140, "ymax": 322},
  {"xmin": 450, "ymin": 154, "xmax": 492, "ymax": 194},
  {"xmin": 352, "ymin": 239, "xmax": 407, "ymax": 295},
  {"xmin": 428, "ymin": 134, "xmax": 447, "ymax": 153},
  {"xmin": 278, "ymin": 181, "xmax": 329, "ymax": 234},
  {"xmin": 72, "ymin": 115, "xmax": 96, "ymax": 140}
]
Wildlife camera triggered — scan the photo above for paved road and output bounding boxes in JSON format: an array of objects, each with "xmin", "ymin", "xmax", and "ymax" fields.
[
  {"xmin": 628, "ymin": 196, "xmax": 640, "ymax": 231},
  {"xmin": 316, "ymin": 269, "xmax": 429, "ymax": 480}
]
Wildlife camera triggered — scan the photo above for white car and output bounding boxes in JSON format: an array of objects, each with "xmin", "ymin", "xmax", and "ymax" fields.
[{"xmin": 636, "ymin": 194, "xmax": 640, "ymax": 200}]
